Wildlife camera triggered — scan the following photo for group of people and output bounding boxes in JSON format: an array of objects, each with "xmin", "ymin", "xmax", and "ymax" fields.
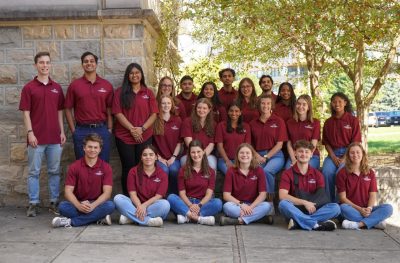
[{"xmin": 19, "ymin": 51, "xmax": 392, "ymax": 231}]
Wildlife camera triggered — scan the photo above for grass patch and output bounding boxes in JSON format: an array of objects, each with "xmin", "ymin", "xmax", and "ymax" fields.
[{"xmin": 367, "ymin": 126, "xmax": 400, "ymax": 154}]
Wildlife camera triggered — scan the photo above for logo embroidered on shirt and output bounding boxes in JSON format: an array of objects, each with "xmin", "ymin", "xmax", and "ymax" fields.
[
  {"xmin": 344, "ymin": 124, "xmax": 352, "ymax": 129},
  {"xmin": 95, "ymin": 170, "xmax": 104, "ymax": 176},
  {"xmin": 142, "ymin": 95, "xmax": 150, "ymax": 99},
  {"xmin": 308, "ymin": 179, "xmax": 316, "ymax": 184},
  {"xmin": 270, "ymin": 124, "xmax": 278, "ymax": 128},
  {"xmin": 250, "ymin": 175, "xmax": 258, "ymax": 181},
  {"xmin": 98, "ymin": 88, "xmax": 107, "ymax": 93},
  {"xmin": 363, "ymin": 177, "xmax": 371, "ymax": 181},
  {"xmin": 50, "ymin": 89, "xmax": 59, "ymax": 93},
  {"xmin": 153, "ymin": 178, "xmax": 161, "ymax": 183},
  {"xmin": 305, "ymin": 125, "xmax": 313, "ymax": 129},
  {"xmin": 171, "ymin": 125, "xmax": 179, "ymax": 130}
]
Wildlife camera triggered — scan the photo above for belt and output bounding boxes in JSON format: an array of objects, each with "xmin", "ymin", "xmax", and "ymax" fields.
[{"xmin": 76, "ymin": 122, "xmax": 106, "ymax": 128}]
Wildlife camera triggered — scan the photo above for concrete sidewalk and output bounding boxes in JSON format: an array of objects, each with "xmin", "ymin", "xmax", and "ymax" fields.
[{"xmin": 0, "ymin": 207, "xmax": 399, "ymax": 263}]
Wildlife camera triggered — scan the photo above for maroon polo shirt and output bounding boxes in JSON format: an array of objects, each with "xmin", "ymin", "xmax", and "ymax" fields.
[
  {"xmin": 19, "ymin": 77, "xmax": 65, "ymax": 145},
  {"xmin": 223, "ymin": 166, "xmax": 267, "ymax": 203},
  {"xmin": 181, "ymin": 117, "xmax": 215, "ymax": 150},
  {"xmin": 65, "ymin": 75, "xmax": 113, "ymax": 124},
  {"xmin": 178, "ymin": 167, "xmax": 216, "ymax": 199},
  {"xmin": 153, "ymin": 115, "xmax": 182, "ymax": 159},
  {"xmin": 112, "ymin": 86, "xmax": 158, "ymax": 144},
  {"xmin": 286, "ymin": 118, "xmax": 321, "ymax": 155},
  {"xmin": 127, "ymin": 166, "xmax": 168, "ymax": 203},
  {"xmin": 218, "ymin": 88, "xmax": 238, "ymax": 110},
  {"xmin": 322, "ymin": 112, "xmax": 361, "ymax": 149},
  {"xmin": 279, "ymin": 164, "xmax": 325, "ymax": 196},
  {"xmin": 240, "ymin": 100, "xmax": 260, "ymax": 123},
  {"xmin": 213, "ymin": 104, "xmax": 227, "ymax": 124},
  {"xmin": 336, "ymin": 168, "xmax": 377, "ymax": 208},
  {"xmin": 177, "ymin": 92, "xmax": 197, "ymax": 117},
  {"xmin": 273, "ymin": 102, "xmax": 293, "ymax": 122},
  {"xmin": 250, "ymin": 114, "xmax": 288, "ymax": 151},
  {"xmin": 175, "ymin": 100, "xmax": 187, "ymax": 120},
  {"xmin": 65, "ymin": 158, "xmax": 113, "ymax": 201},
  {"xmin": 215, "ymin": 121, "xmax": 251, "ymax": 159}
]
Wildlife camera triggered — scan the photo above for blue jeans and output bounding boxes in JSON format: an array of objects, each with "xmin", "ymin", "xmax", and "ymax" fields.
[
  {"xmin": 58, "ymin": 200, "xmax": 115, "ymax": 227},
  {"xmin": 340, "ymin": 203, "xmax": 393, "ymax": 229},
  {"xmin": 167, "ymin": 194, "xmax": 222, "ymax": 217},
  {"xmin": 258, "ymin": 150, "xmax": 285, "ymax": 194},
  {"xmin": 322, "ymin": 147, "xmax": 346, "ymax": 202},
  {"xmin": 217, "ymin": 158, "xmax": 234, "ymax": 175},
  {"xmin": 27, "ymin": 144, "xmax": 63, "ymax": 204},
  {"xmin": 73, "ymin": 125, "xmax": 111, "ymax": 162},
  {"xmin": 180, "ymin": 154, "xmax": 217, "ymax": 171},
  {"xmin": 223, "ymin": 201, "xmax": 272, "ymax": 225},
  {"xmin": 157, "ymin": 160, "xmax": 181, "ymax": 194},
  {"xmin": 114, "ymin": 194, "xmax": 170, "ymax": 226},
  {"xmin": 284, "ymin": 155, "xmax": 320, "ymax": 170},
  {"xmin": 279, "ymin": 200, "xmax": 340, "ymax": 230}
]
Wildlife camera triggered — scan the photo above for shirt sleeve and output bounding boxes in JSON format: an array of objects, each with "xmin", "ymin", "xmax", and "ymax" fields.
[
  {"xmin": 126, "ymin": 167, "xmax": 137, "ymax": 192},
  {"xmin": 208, "ymin": 169, "xmax": 216, "ymax": 191},
  {"xmin": 279, "ymin": 170, "xmax": 292, "ymax": 191},
  {"xmin": 256, "ymin": 167, "xmax": 267, "ymax": 192},
  {"xmin": 111, "ymin": 88, "xmax": 122, "ymax": 114},
  {"xmin": 19, "ymin": 85, "xmax": 31, "ymax": 111},
  {"xmin": 57, "ymin": 85, "xmax": 65, "ymax": 111},
  {"xmin": 177, "ymin": 168, "xmax": 186, "ymax": 191},
  {"xmin": 277, "ymin": 118, "xmax": 288, "ymax": 142},
  {"xmin": 369, "ymin": 170, "xmax": 378, "ymax": 192},
  {"xmin": 335, "ymin": 168, "xmax": 347, "ymax": 193},
  {"xmin": 102, "ymin": 162, "xmax": 113, "ymax": 186},
  {"xmin": 180, "ymin": 118, "xmax": 193, "ymax": 138},
  {"xmin": 64, "ymin": 84, "xmax": 74, "ymax": 109},
  {"xmin": 106, "ymin": 83, "xmax": 114, "ymax": 108},
  {"xmin": 65, "ymin": 163, "xmax": 78, "ymax": 186},
  {"xmin": 156, "ymin": 169, "xmax": 168, "ymax": 197},
  {"xmin": 352, "ymin": 116, "xmax": 362, "ymax": 143},
  {"xmin": 148, "ymin": 89, "xmax": 159, "ymax": 114},
  {"xmin": 312, "ymin": 119, "xmax": 321, "ymax": 141},
  {"xmin": 215, "ymin": 122, "xmax": 224, "ymax": 143},
  {"xmin": 223, "ymin": 167, "xmax": 234, "ymax": 193}
]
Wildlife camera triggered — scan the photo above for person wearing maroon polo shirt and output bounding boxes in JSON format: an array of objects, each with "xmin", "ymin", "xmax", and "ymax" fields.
[
  {"xmin": 112, "ymin": 63, "xmax": 158, "ymax": 196},
  {"xmin": 51, "ymin": 134, "xmax": 115, "ymax": 228},
  {"xmin": 197, "ymin": 81, "xmax": 227, "ymax": 124},
  {"xmin": 258, "ymin": 75, "xmax": 277, "ymax": 101},
  {"xmin": 65, "ymin": 51, "xmax": 113, "ymax": 162},
  {"xmin": 279, "ymin": 140, "xmax": 340, "ymax": 231},
  {"xmin": 168, "ymin": 140, "xmax": 223, "ymax": 226},
  {"xmin": 176, "ymin": 75, "xmax": 197, "ymax": 116},
  {"xmin": 274, "ymin": 82, "xmax": 296, "ymax": 122},
  {"xmin": 156, "ymin": 76, "xmax": 186, "ymax": 121},
  {"xmin": 285, "ymin": 94, "xmax": 321, "ymax": 169},
  {"xmin": 220, "ymin": 143, "xmax": 272, "ymax": 225},
  {"xmin": 322, "ymin": 92, "xmax": 361, "ymax": 202},
  {"xmin": 153, "ymin": 95, "xmax": 182, "ymax": 194},
  {"xmin": 114, "ymin": 145, "xmax": 170, "ymax": 227},
  {"xmin": 19, "ymin": 51, "xmax": 66, "ymax": 217},
  {"xmin": 336, "ymin": 143, "xmax": 392, "ymax": 230},
  {"xmin": 216, "ymin": 101, "xmax": 251, "ymax": 175},
  {"xmin": 218, "ymin": 68, "xmax": 238, "ymax": 110},
  {"xmin": 180, "ymin": 98, "xmax": 217, "ymax": 170},
  {"xmin": 250, "ymin": 94, "xmax": 287, "ymax": 197},
  {"xmin": 236, "ymin": 78, "xmax": 260, "ymax": 123}
]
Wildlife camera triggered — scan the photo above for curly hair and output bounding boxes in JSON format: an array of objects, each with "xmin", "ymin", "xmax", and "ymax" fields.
[{"xmin": 330, "ymin": 92, "xmax": 353, "ymax": 115}]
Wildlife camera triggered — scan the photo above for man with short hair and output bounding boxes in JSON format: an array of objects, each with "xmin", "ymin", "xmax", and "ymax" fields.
[
  {"xmin": 19, "ymin": 51, "xmax": 66, "ymax": 217},
  {"xmin": 52, "ymin": 133, "xmax": 115, "ymax": 228},
  {"xmin": 176, "ymin": 75, "xmax": 197, "ymax": 116},
  {"xmin": 258, "ymin": 75, "xmax": 277, "ymax": 101},
  {"xmin": 218, "ymin": 68, "xmax": 238, "ymax": 110},
  {"xmin": 279, "ymin": 140, "xmax": 340, "ymax": 231},
  {"xmin": 65, "ymin": 51, "xmax": 113, "ymax": 162}
]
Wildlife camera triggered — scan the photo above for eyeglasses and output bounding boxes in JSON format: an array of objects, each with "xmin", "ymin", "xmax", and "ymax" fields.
[{"xmin": 161, "ymin": 84, "xmax": 173, "ymax": 88}]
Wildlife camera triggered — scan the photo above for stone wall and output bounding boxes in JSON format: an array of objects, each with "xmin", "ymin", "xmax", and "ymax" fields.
[{"xmin": 0, "ymin": 6, "xmax": 160, "ymax": 206}]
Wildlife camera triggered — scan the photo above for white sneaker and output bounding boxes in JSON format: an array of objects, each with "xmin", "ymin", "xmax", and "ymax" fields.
[
  {"xmin": 52, "ymin": 217, "xmax": 72, "ymax": 228},
  {"xmin": 177, "ymin": 215, "xmax": 189, "ymax": 224},
  {"xmin": 97, "ymin": 215, "xmax": 112, "ymax": 225},
  {"xmin": 198, "ymin": 216, "xmax": 215, "ymax": 226},
  {"xmin": 374, "ymin": 221, "xmax": 387, "ymax": 230},
  {"xmin": 342, "ymin": 219, "xmax": 360, "ymax": 230},
  {"xmin": 119, "ymin": 215, "xmax": 133, "ymax": 225},
  {"xmin": 148, "ymin": 217, "xmax": 163, "ymax": 227}
]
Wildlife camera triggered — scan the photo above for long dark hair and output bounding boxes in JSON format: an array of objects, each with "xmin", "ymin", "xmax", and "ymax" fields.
[
  {"xmin": 237, "ymin": 78, "xmax": 258, "ymax": 109},
  {"xmin": 184, "ymin": 140, "xmax": 211, "ymax": 179},
  {"xmin": 197, "ymin": 81, "xmax": 222, "ymax": 107},
  {"xmin": 330, "ymin": 92, "xmax": 353, "ymax": 115},
  {"xmin": 120, "ymin": 63, "xmax": 146, "ymax": 109},
  {"xmin": 276, "ymin": 82, "xmax": 296, "ymax": 114},
  {"xmin": 226, "ymin": 101, "xmax": 245, "ymax": 134},
  {"xmin": 136, "ymin": 144, "xmax": 158, "ymax": 186}
]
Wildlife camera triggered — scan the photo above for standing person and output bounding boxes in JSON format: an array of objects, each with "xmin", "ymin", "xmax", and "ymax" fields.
[
  {"xmin": 220, "ymin": 143, "xmax": 272, "ymax": 226},
  {"xmin": 216, "ymin": 101, "xmax": 251, "ymax": 175},
  {"xmin": 218, "ymin": 68, "xmax": 238, "ymax": 110},
  {"xmin": 168, "ymin": 140, "xmax": 222, "ymax": 226},
  {"xmin": 274, "ymin": 82, "xmax": 296, "ymax": 122},
  {"xmin": 65, "ymin": 51, "xmax": 113, "ymax": 162},
  {"xmin": 177, "ymin": 75, "xmax": 197, "ymax": 116},
  {"xmin": 51, "ymin": 134, "xmax": 115, "ymax": 228},
  {"xmin": 258, "ymin": 75, "xmax": 277, "ymax": 101},
  {"xmin": 197, "ymin": 81, "xmax": 227, "ymax": 123},
  {"xmin": 114, "ymin": 145, "xmax": 170, "ymax": 227},
  {"xmin": 337, "ymin": 143, "xmax": 392, "ymax": 230},
  {"xmin": 279, "ymin": 140, "xmax": 340, "ymax": 231},
  {"xmin": 19, "ymin": 51, "xmax": 66, "ymax": 217},
  {"xmin": 180, "ymin": 98, "xmax": 217, "ymax": 170},
  {"xmin": 286, "ymin": 95, "xmax": 321, "ymax": 169},
  {"xmin": 112, "ymin": 63, "xmax": 158, "ymax": 196},
  {"xmin": 322, "ymin": 92, "xmax": 361, "ymax": 202},
  {"xmin": 250, "ymin": 94, "xmax": 287, "ymax": 197},
  {"xmin": 156, "ymin": 76, "xmax": 186, "ymax": 120},
  {"xmin": 236, "ymin": 78, "xmax": 259, "ymax": 123},
  {"xmin": 153, "ymin": 95, "xmax": 182, "ymax": 194}
]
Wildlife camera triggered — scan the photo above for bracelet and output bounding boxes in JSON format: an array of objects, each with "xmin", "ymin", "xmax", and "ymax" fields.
[
  {"xmin": 141, "ymin": 126, "xmax": 146, "ymax": 132},
  {"xmin": 27, "ymin": 130, "xmax": 33, "ymax": 134},
  {"xmin": 172, "ymin": 154, "xmax": 177, "ymax": 158}
]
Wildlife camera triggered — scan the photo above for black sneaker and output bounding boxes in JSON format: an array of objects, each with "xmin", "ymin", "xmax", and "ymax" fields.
[
  {"xmin": 265, "ymin": 215, "xmax": 274, "ymax": 225},
  {"xmin": 27, "ymin": 204, "xmax": 39, "ymax": 217},
  {"xmin": 288, "ymin": 218, "xmax": 299, "ymax": 230},
  {"xmin": 314, "ymin": 220, "xmax": 337, "ymax": 231},
  {"xmin": 219, "ymin": 216, "xmax": 240, "ymax": 226},
  {"xmin": 49, "ymin": 202, "xmax": 60, "ymax": 215}
]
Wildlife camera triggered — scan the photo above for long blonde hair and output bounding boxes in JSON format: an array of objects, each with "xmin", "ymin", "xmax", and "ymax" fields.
[
  {"xmin": 153, "ymin": 95, "xmax": 176, "ymax": 136},
  {"xmin": 293, "ymin": 94, "xmax": 314, "ymax": 123},
  {"xmin": 345, "ymin": 142, "xmax": 370, "ymax": 175}
]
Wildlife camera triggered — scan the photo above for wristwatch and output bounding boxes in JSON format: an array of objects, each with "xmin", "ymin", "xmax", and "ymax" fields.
[{"xmin": 198, "ymin": 203, "xmax": 203, "ymax": 208}]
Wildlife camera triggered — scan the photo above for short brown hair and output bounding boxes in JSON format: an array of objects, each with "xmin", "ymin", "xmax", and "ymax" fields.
[
  {"xmin": 34, "ymin": 51, "xmax": 50, "ymax": 64},
  {"xmin": 83, "ymin": 133, "xmax": 103, "ymax": 148},
  {"xmin": 293, "ymin": 140, "xmax": 314, "ymax": 151}
]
